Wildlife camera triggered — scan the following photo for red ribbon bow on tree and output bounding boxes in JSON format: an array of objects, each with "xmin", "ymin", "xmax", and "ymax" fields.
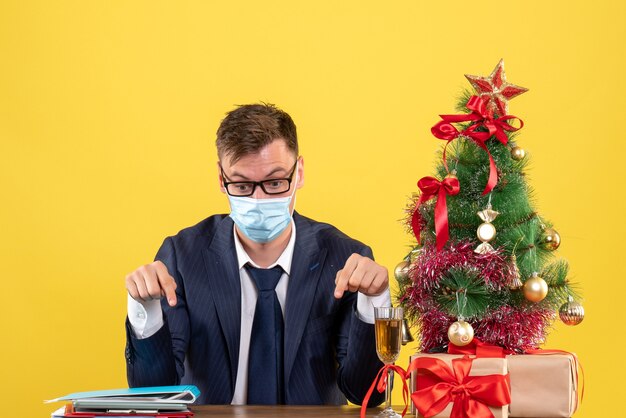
[
  {"xmin": 409, "ymin": 356, "xmax": 511, "ymax": 418},
  {"xmin": 431, "ymin": 95, "xmax": 523, "ymax": 195},
  {"xmin": 411, "ymin": 175, "xmax": 460, "ymax": 251}
]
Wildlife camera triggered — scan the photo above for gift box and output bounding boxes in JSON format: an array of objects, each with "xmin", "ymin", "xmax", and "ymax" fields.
[
  {"xmin": 409, "ymin": 353, "xmax": 509, "ymax": 418},
  {"xmin": 506, "ymin": 353, "xmax": 579, "ymax": 418}
]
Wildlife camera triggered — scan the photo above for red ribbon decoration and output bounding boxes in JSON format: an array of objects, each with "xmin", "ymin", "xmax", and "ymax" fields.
[
  {"xmin": 431, "ymin": 121, "xmax": 490, "ymax": 175},
  {"xmin": 431, "ymin": 96, "xmax": 524, "ymax": 195},
  {"xmin": 360, "ymin": 364, "xmax": 410, "ymax": 418},
  {"xmin": 411, "ymin": 175, "xmax": 460, "ymax": 251},
  {"xmin": 448, "ymin": 338, "xmax": 510, "ymax": 358},
  {"xmin": 409, "ymin": 356, "xmax": 511, "ymax": 418}
]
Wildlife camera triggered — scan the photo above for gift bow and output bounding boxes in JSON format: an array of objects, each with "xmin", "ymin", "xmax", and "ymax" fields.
[
  {"xmin": 360, "ymin": 364, "xmax": 410, "ymax": 418},
  {"xmin": 431, "ymin": 95, "xmax": 523, "ymax": 195},
  {"xmin": 411, "ymin": 175, "xmax": 460, "ymax": 251},
  {"xmin": 409, "ymin": 356, "xmax": 511, "ymax": 418}
]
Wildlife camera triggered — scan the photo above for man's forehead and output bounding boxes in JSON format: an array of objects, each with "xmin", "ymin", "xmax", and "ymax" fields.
[
  {"xmin": 220, "ymin": 155, "xmax": 297, "ymax": 180},
  {"xmin": 220, "ymin": 138, "xmax": 295, "ymax": 164},
  {"xmin": 222, "ymin": 154, "xmax": 292, "ymax": 167},
  {"xmin": 221, "ymin": 151, "xmax": 296, "ymax": 170}
]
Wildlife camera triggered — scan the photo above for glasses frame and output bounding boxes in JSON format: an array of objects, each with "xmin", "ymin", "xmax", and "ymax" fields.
[{"xmin": 220, "ymin": 160, "xmax": 298, "ymax": 197}]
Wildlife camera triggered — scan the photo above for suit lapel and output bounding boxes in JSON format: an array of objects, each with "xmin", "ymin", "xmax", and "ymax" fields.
[
  {"xmin": 202, "ymin": 216, "xmax": 241, "ymax": 393},
  {"xmin": 284, "ymin": 213, "xmax": 327, "ymax": 384}
]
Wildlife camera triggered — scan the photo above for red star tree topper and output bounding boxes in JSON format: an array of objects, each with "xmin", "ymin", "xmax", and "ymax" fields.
[{"xmin": 465, "ymin": 59, "xmax": 528, "ymax": 116}]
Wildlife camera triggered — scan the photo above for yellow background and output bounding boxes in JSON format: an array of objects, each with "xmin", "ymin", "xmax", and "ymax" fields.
[{"xmin": 1, "ymin": 1, "xmax": 624, "ymax": 416}]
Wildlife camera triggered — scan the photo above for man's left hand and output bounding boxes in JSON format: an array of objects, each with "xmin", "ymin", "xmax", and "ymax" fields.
[{"xmin": 334, "ymin": 253, "xmax": 389, "ymax": 299}]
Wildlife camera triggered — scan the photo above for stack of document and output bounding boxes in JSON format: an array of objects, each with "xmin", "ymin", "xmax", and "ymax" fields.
[{"xmin": 46, "ymin": 385, "xmax": 200, "ymax": 417}]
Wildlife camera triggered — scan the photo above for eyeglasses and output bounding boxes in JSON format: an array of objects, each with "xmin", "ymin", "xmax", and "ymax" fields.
[{"xmin": 221, "ymin": 161, "xmax": 298, "ymax": 197}]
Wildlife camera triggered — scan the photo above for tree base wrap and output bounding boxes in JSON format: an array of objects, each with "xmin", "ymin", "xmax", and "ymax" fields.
[
  {"xmin": 408, "ymin": 353, "xmax": 509, "ymax": 418},
  {"xmin": 506, "ymin": 353, "xmax": 579, "ymax": 417}
]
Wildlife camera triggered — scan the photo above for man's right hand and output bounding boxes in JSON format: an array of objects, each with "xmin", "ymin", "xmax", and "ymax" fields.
[{"xmin": 125, "ymin": 260, "xmax": 178, "ymax": 307}]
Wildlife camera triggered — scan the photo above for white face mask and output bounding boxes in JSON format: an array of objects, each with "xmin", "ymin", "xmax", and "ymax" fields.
[{"xmin": 227, "ymin": 165, "xmax": 298, "ymax": 243}]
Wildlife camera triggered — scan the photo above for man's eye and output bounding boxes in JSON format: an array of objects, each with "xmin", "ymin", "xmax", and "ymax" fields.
[
  {"xmin": 235, "ymin": 184, "xmax": 253, "ymax": 192},
  {"xmin": 265, "ymin": 180, "xmax": 287, "ymax": 190}
]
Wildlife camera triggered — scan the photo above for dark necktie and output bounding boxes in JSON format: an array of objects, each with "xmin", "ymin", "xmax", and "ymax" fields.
[{"xmin": 245, "ymin": 265, "xmax": 285, "ymax": 405}]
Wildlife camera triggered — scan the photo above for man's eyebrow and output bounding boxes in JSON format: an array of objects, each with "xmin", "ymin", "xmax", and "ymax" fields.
[{"xmin": 227, "ymin": 166, "xmax": 289, "ymax": 181}]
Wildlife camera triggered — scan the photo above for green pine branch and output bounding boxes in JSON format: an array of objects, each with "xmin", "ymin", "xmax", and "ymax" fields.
[{"xmin": 434, "ymin": 267, "xmax": 506, "ymax": 319}]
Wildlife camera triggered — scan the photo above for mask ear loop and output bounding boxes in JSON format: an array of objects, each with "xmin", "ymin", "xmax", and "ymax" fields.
[
  {"xmin": 291, "ymin": 159, "xmax": 300, "ymax": 196},
  {"xmin": 288, "ymin": 159, "xmax": 301, "ymax": 216}
]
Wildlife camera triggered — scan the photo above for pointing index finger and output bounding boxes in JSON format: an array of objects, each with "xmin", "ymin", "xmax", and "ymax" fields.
[
  {"xmin": 334, "ymin": 254, "xmax": 360, "ymax": 299},
  {"xmin": 154, "ymin": 261, "xmax": 178, "ymax": 307}
]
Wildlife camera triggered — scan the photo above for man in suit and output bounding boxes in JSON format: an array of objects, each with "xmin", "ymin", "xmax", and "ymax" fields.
[{"xmin": 124, "ymin": 103, "xmax": 391, "ymax": 406}]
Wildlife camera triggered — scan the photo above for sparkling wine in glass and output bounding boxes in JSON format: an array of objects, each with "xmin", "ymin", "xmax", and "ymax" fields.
[{"xmin": 374, "ymin": 306, "xmax": 403, "ymax": 418}]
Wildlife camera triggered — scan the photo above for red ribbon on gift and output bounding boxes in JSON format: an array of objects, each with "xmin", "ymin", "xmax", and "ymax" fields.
[
  {"xmin": 448, "ymin": 338, "xmax": 511, "ymax": 358},
  {"xmin": 360, "ymin": 364, "xmax": 410, "ymax": 418},
  {"xmin": 409, "ymin": 356, "xmax": 511, "ymax": 418},
  {"xmin": 411, "ymin": 175, "xmax": 460, "ymax": 251},
  {"xmin": 431, "ymin": 96, "xmax": 523, "ymax": 195}
]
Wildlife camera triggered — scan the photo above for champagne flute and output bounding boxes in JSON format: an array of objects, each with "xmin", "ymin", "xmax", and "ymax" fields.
[{"xmin": 374, "ymin": 306, "xmax": 403, "ymax": 418}]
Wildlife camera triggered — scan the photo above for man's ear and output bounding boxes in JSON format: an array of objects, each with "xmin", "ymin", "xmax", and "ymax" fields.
[
  {"xmin": 217, "ymin": 161, "xmax": 226, "ymax": 194},
  {"xmin": 296, "ymin": 156, "xmax": 304, "ymax": 189}
]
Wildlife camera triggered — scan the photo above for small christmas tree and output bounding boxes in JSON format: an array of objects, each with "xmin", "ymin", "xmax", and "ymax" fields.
[{"xmin": 397, "ymin": 60, "xmax": 585, "ymax": 353}]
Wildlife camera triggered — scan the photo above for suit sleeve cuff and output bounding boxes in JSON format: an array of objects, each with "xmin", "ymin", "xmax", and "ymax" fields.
[{"xmin": 356, "ymin": 288, "xmax": 392, "ymax": 324}]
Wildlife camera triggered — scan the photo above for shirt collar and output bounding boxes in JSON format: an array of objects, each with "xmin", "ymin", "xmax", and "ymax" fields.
[{"xmin": 233, "ymin": 219, "xmax": 296, "ymax": 274}]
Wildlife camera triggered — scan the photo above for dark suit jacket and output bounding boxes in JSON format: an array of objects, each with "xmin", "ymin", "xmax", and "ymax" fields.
[{"xmin": 125, "ymin": 212, "xmax": 385, "ymax": 406}]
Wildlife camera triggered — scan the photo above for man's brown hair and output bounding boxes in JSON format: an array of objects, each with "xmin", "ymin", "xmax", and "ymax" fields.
[{"xmin": 216, "ymin": 103, "xmax": 298, "ymax": 164}]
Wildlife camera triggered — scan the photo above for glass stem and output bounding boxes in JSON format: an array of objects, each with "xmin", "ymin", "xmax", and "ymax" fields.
[{"xmin": 385, "ymin": 368, "xmax": 393, "ymax": 409}]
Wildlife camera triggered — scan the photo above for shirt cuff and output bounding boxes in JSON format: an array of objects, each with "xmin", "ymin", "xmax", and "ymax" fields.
[
  {"xmin": 356, "ymin": 288, "xmax": 392, "ymax": 324},
  {"xmin": 127, "ymin": 294, "xmax": 164, "ymax": 339}
]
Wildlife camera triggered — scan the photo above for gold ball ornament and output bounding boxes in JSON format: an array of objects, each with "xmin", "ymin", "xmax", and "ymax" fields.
[
  {"xmin": 511, "ymin": 146, "xmax": 526, "ymax": 160},
  {"xmin": 447, "ymin": 320, "xmax": 474, "ymax": 346},
  {"xmin": 541, "ymin": 228, "xmax": 561, "ymax": 251},
  {"xmin": 523, "ymin": 273, "xmax": 549, "ymax": 302},
  {"xmin": 559, "ymin": 297, "xmax": 585, "ymax": 326},
  {"xmin": 394, "ymin": 260, "xmax": 411, "ymax": 282}
]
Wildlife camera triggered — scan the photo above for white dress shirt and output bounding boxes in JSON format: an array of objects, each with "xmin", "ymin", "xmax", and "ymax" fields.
[{"xmin": 128, "ymin": 220, "xmax": 391, "ymax": 404}]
